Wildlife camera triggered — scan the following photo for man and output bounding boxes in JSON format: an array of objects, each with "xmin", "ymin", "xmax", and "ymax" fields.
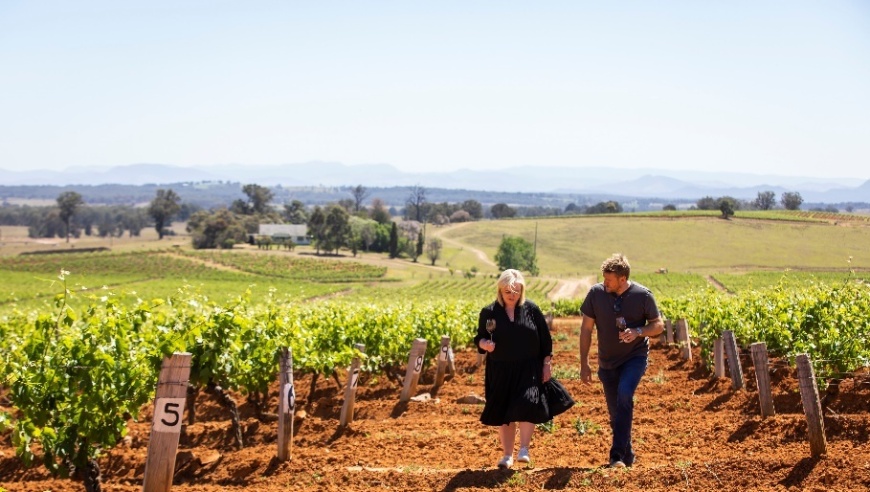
[{"xmin": 579, "ymin": 253, "xmax": 664, "ymax": 468}]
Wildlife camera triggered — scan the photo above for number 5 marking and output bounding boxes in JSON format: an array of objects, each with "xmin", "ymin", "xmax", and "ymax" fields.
[{"xmin": 153, "ymin": 397, "xmax": 187, "ymax": 433}]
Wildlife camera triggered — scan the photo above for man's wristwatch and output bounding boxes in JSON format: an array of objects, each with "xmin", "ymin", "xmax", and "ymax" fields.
[{"xmin": 635, "ymin": 328, "xmax": 643, "ymax": 338}]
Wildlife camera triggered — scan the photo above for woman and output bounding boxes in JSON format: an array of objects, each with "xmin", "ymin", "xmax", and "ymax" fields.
[{"xmin": 474, "ymin": 269, "xmax": 553, "ymax": 469}]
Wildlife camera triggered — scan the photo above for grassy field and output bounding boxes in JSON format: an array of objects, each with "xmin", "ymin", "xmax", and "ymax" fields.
[
  {"xmin": 2, "ymin": 212, "xmax": 869, "ymax": 314},
  {"xmin": 438, "ymin": 213, "xmax": 870, "ymax": 277}
]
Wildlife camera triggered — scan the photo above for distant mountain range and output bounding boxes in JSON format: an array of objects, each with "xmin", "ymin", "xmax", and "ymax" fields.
[{"xmin": 1, "ymin": 162, "xmax": 869, "ymax": 204}]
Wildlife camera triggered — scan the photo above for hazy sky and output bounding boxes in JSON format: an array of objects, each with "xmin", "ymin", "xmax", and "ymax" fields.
[{"xmin": 2, "ymin": 1, "xmax": 869, "ymax": 179}]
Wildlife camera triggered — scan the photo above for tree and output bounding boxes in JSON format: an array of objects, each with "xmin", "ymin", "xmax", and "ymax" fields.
[
  {"xmin": 368, "ymin": 222, "xmax": 392, "ymax": 253},
  {"xmin": 121, "ymin": 208, "xmax": 147, "ymax": 237},
  {"xmin": 241, "ymin": 184, "xmax": 274, "ymax": 215},
  {"xmin": 29, "ymin": 209, "xmax": 65, "ymax": 239},
  {"xmin": 349, "ymin": 216, "xmax": 378, "ymax": 252},
  {"xmin": 56, "ymin": 191, "xmax": 83, "ymax": 243},
  {"xmin": 97, "ymin": 211, "xmax": 117, "ymax": 238},
  {"xmin": 719, "ymin": 197, "xmax": 735, "ymax": 219},
  {"xmin": 77, "ymin": 207, "xmax": 97, "ymax": 236},
  {"xmin": 461, "ymin": 199, "xmax": 483, "ymax": 219},
  {"xmin": 148, "ymin": 189, "xmax": 182, "ymax": 239},
  {"xmin": 781, "ymin": 192, "xmax": 803, "ymax": 210},
  {"xmin": 351, "ymin": 185, "xmax": 370, "ymax": 212},
  {"xmin": 449, "ymin": 210, "xmax": 472, "ymax": 222},
  {"xmin": 662, "ymin": 204, "xmax": 677, "ymax": 211},
  {"xmin": 187, "ymin": 208, "xmax": 247, "ymax": 249},
  {"xmin": 753, "ymin": 191, "xmax": 776, "ymax": 210},
  {"xmin": 307, "ymin": 206, "xmax": 327, "ymax": 255},
  {"xmin": 426, "ymin": 238, "xmax": 443, "ymax": 266},
  {"xmin": 336, "ymin": 198, "xmax": 355, "ymax": 213},
  {"xmin": 495, "ymin": 235, "xmax": 538, "ymax": 274},
  {"xmin": 491, "ymin": 203, "xmax": 516, "ymax": 219},
  {"xmin": 415, "ymin": 228, "xmax": 425, "ymax": 262},
  {"xmin": 320, "ymin": 205, "xmax": 351, "ymax": 254},
  {"xmin": 399, "ymin": 220, "xmax": 423, "ymax": 262},
  {"xmin": 406, "ymin": 185, "xmax": 428, "ymax": 222},
  {"xmin": 283, "ymin": 200, "xmax": 308, "ymax": 224},
  {"xmin": 389, "ymin": 222, "xmax": 399, "ymax": 258},
  {"xmin": 586, "ymin": 201, "xmax": 622, "ymax": 214},
  {"xmin": 370, "ymin": 198, "xmax": 391, "ymax": 224},
  {"xmin": 696, "ymin": 196, "xmax": 718, "ymax": 210}
]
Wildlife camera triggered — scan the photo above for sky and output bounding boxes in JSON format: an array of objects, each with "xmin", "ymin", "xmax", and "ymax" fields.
[{"xmin": 1, "ymin": 1, "xmax": 869, "ymax": 180}]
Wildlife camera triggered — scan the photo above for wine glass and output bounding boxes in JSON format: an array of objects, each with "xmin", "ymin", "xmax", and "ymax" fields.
[{"xmin": 485, "ymin": 319, "xmax": 496, "ymax": 340}]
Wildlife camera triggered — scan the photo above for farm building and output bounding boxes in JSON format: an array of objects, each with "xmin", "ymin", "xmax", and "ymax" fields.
[{"xmin": 256, "ymin": 224, "xmax": 310, "ymax": 245}]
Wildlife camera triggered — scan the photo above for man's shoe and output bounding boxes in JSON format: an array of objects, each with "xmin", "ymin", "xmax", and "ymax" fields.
[
  {"xmin": 497, "ymin": 455, "xmax": 514, "ymax": 469},
  {"xmin": 517, "ymin": 447, "xmax": 531, "ymax": 463},
  {"xmin": 609, "ymin": 460, "xmax": 626, "ymax": 469}
]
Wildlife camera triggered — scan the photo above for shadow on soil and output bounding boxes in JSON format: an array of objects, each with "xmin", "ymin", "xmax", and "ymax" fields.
[
  {"xmin": 779, "ymin": 456, "xmax": 821, "ymax": 488},
  {"xmin": 441, "ymin": 466, "xmax": 597, "ymax": 491}
]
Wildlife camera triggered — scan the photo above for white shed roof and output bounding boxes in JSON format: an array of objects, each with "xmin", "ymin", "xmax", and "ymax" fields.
[{"xmin": 258, "ymin": 224, "xmax": 308, "ymax": 236}]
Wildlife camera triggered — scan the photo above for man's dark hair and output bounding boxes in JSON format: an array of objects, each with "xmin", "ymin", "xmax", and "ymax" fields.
[{"xmin": 601, "ymin": 253, "xmax": 631, "ymax": 280}]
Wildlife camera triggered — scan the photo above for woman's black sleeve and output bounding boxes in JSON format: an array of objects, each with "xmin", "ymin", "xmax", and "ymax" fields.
[
  {"xmin": 473, "ymin": 307, "xmax": 490, "ymax": 354},
  {"xmin": 532, "ymin": 304, "xmax": 553, "ymax": 359}
]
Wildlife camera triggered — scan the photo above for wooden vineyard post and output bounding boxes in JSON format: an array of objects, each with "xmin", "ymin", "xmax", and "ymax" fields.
[
  {"xmin": 400, "ymin": 338, "xmax": 428, "ymax": 402},
  {"xmin": 434, "ymin": 336, "xmax": 451, "ymax": 388},
  {"xmin": 477, "ymin": 352, "xmax": 486, "ymax": 367},
  {"xmin": 142, "ymin": 352, "xmax": 192, "ymax": 492},
  {"xmin": 796, "ymin": 354, "xmax": 827, "ymax": 457},
  {"xmin": 340, "ymin": 343, "xmax": 366, "ymax": 427},
  {"xmin": 713, "ymin": 338, "xmax": 726, "ymax": 378},
  {"xmin": 277, "ymin": 348, "xmax": 296, "ymax": 461},
  {"xmin": 750, "ymin": 342, "xmax": 775, "ymax": 418},
  {"xmin": 665, "ymin": 319, "xmax": 674, "ymax": 344},
  {"xmin": 676, "ymin": 319, "xmax": 692, "ymax": 360},
  {"xmin": 723, "ymin": 330, "xmax": 744, "ymax": 390}
]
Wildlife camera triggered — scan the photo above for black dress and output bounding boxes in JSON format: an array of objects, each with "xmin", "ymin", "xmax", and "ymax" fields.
[{"xmin": 474, "ymin": 300, "xmax": 553, "ymax": 426}]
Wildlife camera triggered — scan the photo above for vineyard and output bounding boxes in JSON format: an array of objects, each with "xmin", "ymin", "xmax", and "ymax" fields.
[
  {"xmin": 1, "ymin": 307, "xmax": 869, "ymax": 491},
  {"xmin": 1, "ymin": 214, "xmax": 870, "ymax": 491}
]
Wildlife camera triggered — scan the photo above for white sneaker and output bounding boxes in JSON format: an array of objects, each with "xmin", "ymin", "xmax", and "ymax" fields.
[
  {"xmin": 497, "ymin": 455, "xmax": 514, "ymax": 469},
  {"xmin": 517, "ymin": 447, "xmax": 531, "ymax": 463}
]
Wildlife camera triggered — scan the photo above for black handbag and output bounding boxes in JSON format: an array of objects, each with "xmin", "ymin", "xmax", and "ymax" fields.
[{"xmin": 542, "ymin": 377, "xmax": 575, "ymax": 418}]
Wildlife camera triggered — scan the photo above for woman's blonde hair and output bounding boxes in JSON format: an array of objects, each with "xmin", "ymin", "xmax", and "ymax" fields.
[{"xmin": 496, "ymin": 269, "xmax": 526, "ymax": 306}]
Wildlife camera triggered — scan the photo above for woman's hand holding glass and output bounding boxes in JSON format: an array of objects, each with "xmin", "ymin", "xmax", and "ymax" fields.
[{"xmin": 480, "ymin": 319, "xmax": 497, "ymax": 352}]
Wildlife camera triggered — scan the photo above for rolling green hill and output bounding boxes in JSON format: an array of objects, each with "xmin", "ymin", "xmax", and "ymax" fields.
[{"xmin": 436, "ymin": 213, "xmax": 870, "ymax": 277}]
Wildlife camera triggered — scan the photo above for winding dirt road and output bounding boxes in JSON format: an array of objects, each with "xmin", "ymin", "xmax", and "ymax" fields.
[{"xmin": 546, "ymin": 275, "xmax": 596, "ymax": 301}]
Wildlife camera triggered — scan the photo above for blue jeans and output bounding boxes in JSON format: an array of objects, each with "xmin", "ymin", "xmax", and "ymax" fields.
[{"xmin": 598, "ymin": 356, "xmax": 648, "ymax": 465}]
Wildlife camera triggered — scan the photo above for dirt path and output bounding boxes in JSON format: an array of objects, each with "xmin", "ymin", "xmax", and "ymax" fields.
[
  {"xmin": 705, "ymin": 274, "xmax": 731, "ymax": 293},
  {"xmin": 430, "ymin": 223, "xmax": 497, "ymax": 269},
  {"xmin": 547, "ymin": 275, "xmax": 596, "ymax": 301}
]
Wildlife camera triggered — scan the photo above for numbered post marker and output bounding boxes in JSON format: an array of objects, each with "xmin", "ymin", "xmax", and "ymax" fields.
[{"xmin": 153, "ymin": 398, "xmax": 187, "ymax": 433}]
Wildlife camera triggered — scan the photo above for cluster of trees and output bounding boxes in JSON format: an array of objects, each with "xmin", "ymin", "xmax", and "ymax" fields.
[
  {"xmin": 0, "ymin": 191, "xmax": 201, "ymax": 241},
  {"xmin": 180, "ymin": 184, "xmax": 457, "ymax": 262},
  {"xmin": 486, "ymin": 200, "xmax": 626, "ymax": 218},
  {"xmin": 568, "ymin": 200, "xmax": 624, "ymax": 215},
  {"xmin": 693, "ymin": 190, "xmax": 806, "ymax": 218}
]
